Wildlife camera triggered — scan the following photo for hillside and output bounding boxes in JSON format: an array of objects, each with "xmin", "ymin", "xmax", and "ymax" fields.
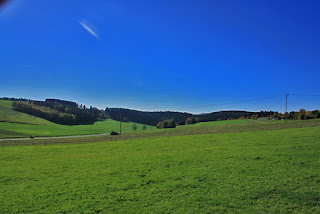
[
  {"xmin": 3, "ymin": 98, "xmax": 319, "ymax": 127},
  {"xmin": 12, "ymin": 99, "xmax": 107, "ymax": 125},
  {"xmin": 106, "ymin": 108, "xmax": 193, "ymax": 126},
  {"xmin": 0, "ymin": 100, "xmax": 54, "ymax": 125},
  {"xmin": 0, "ymin": 100, "xmax": 155, "ymax": 138},
  {"xmin": 105, "ymin": 108, "xmax": 257, "ymax": 126},
  {"xmin": 176, "ymin": 119, "xmax": 262, "ymax": 128}
]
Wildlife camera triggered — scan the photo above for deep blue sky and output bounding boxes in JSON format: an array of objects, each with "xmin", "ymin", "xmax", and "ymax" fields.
[{"xmin": 1, "ymin": 0, "xmax": 320, "ymax": 113}]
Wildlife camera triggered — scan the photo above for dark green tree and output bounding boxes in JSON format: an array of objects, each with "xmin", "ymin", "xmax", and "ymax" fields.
[
  {"xmin": 168, "ymin": 119, "xmax": 176, "ymax": 128},
  {"xmin": 132, "ymin": 123, "xmax": 137, "ymax": 131},
  {"xmin": 162, "ymin": 120, "xmax": 169, "ymax": 128},
  {"xmin": 142, "ymin": 124, "xmax": 147, "ymax": 130}
]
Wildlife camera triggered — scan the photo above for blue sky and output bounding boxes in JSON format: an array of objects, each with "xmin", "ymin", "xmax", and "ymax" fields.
[{"xmin": 1, "ymin": 0, "xmax": 320, "ymax": 113}]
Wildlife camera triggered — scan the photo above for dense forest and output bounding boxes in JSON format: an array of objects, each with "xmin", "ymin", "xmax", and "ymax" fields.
[
  {"xmin": 197, "ymin": 111, "xmax": 255, "ymax": 122},
  {"xmin": 105, "ymin": 108, "xmax": 192, "ymax": 126},
  {"xmin": 11, "ymin": 99, "xmax": 107, "ymax": 125},
  {"xmin": 105, "ymin": 108, "xmax": 258, "ymax": 126}
]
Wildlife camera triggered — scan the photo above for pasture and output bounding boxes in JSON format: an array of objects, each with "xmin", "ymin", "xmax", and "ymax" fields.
[
  {"xmin": 0, "ymin": 120, "xmax": 319, "ymax": 213},
  {"xmin": 0, "ymin": 100, "xmax": 155, "ymax": 138},
  {"xmin": 178, "ymin": 118, "xmax": 270, "ymax": 127}
]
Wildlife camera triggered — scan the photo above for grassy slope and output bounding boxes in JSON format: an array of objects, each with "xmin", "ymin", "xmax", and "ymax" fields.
[
  {"xmin": 0, "ymin": 120, "xmax": 155, "ymax": 138},
  {"xmin": 2, "ymin": 119, "xmax": 320, "ymax": 146},
  {"xmin": 0, "ymin": 123, "xmax": 319, "ymax": 213},
  {"xmin": 177, "ymin": 119, "xmax": 278, "ymax": 128},
  {"xmin": 0, "ymin": 100, "xmax": 155, "ymax": 138},
  {"xmin": 0, "ymin": 100, "xmax": 53, "ymax": 125}
]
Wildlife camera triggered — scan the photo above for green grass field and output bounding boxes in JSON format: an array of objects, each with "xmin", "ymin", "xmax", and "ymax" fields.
[
  {"xmin": 0, "ymin": 100, "xmax": 155, "ymax": 138},
  {"xmin": 0, "ymin": 119, "xmax": 319, "ymax": 213},
  {"xmin": 0, "ymin": 100, "xmax": 53, "ymax": 126},
  {"xmin": 178, "ymin": 119, "xmax": 265, "ymax": 128},
  {"xmin": 177, "ymin": 118, "xmax": 298, "ymax": 128}
]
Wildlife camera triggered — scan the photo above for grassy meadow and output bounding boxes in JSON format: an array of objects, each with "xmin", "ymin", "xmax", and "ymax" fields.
[
  {"xmin": 177, "ymin": 118, "xmax": 267, "ymax": 127},
  {"xmin": 0, "ymin": 100, "xmax": 155, "ymax": 138},
  {"xmin": 0, "ymin": 119, "xmax": 320, "ymax": 213},
  {"xmin": 0, "ymin": 100, "xmax": 53, "ymax": 126}
]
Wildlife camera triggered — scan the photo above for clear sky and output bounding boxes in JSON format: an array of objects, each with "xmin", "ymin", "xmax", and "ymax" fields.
[{"xmin": 1, "ymin": 0, "xmax": 320, "ymax": 113}]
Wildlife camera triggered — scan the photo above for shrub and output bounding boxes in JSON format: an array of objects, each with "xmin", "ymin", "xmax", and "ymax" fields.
[
  {"xmin": 132, "ymin": 123, "xmax": 137, "ymax": 131},
  {"xmin": 156, "ymin": 122, "xmax": 162, "ymax": 129},
  {"xmin": 178, "ymin": 120, "xmax": 185, "ymax": 125},
  {"xmin": 185, "ymin": 117, "xmax": 197, "ymax": 125},
  {"xmin": 162, "ymin": 120, "xmax": 169, "ymax": 128},
  {"xmin": 299, "ymin": 114, "xmax": 307, "ymax": 120},
  {"xmin": 156, "ymin": 119, "xmax": 176, "ymax": 129},
  {"xmin": 168, "ymin": 119, "xmax": 176, "ymax": 128}
]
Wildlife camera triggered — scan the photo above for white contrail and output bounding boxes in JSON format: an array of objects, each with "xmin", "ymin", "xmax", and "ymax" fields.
[{"xmin": 80, "ymin": 21, "xmax": 100, "ymax": 39}]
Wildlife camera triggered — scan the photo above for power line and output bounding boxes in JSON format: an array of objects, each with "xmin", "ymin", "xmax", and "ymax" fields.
[
  {"xmin": 172, "ymin": 95, "xmax": 283, "ymax": 111},
  {"xmin": 291, "ymin": 94, "xmax": 320, "ymax": 97},
  {"xmin": 169, "ymin": 93, "xmax": 319, "ymax": 112},
  {"xmin": 285, "ymin": 94, "xmax": 289, "ymax": 113}
]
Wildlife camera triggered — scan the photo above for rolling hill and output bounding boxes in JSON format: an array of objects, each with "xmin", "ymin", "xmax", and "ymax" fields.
[{"xmin": 0, "ymin": 100, "xmax": 155, "ymax": 138}]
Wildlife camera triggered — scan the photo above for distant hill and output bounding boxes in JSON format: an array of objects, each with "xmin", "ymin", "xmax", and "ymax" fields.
[
  {"xmin": 0, "ymin": 100, "xmax": 53, "ymax": 125},
  {"xmin": 105, "ymin": 108, "xmax": 193, "ymax": 126},
  {"xmin": 0, "ymin": 99, "xmax": 156, "ymax": 138},
  {"xmin": 1, "ymin": 97, "xmax": 293, "ymax": 126},
  {"xmin": 105, "ymin": 108, "xmax": 257, "ymax": 126},
  {"xmin": 1, "ymin": 97, "xmax": 107, "ymax": 125},
  {"xmin": 197, "ymin": 111, "xmax": 254, "ymax": 122}
]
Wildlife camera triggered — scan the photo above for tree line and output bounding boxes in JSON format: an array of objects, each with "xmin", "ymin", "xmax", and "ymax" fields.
[
  {"xmin": 12, "ymin": 102, "xmax": 78, "ymax": 125},
  {"xmin": 105, "ymin": 108, "xmax": 260, "ymax": 126},
  {"xmin": 105, "ymin": 108, "xmax": 192, "ymax": 126},
  {"xmin": 105, "ymin": 108, "xmax": 320, "ymax": 127},
  {"xmin": 12, "ymin": 99, "xmax": 107, "ymax": 125},
  {"xmin": 4, "ymin": 97, "xmax": 320, "ymax": 127}
]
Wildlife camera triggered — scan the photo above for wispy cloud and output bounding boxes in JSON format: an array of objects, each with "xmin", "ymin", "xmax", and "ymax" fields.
[{"xmin": 80, "ymin": 21, "xmax": 100, "ymax": 39}]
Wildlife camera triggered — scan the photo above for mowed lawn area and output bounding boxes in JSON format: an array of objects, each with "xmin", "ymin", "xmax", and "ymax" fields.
[
  {"xmin": 0, "ymin": 100, "xmax": 155, "ymax": 138},
  {"xmin": 1, "ymin": 122, "xmax": 319, "ymax": 213}
]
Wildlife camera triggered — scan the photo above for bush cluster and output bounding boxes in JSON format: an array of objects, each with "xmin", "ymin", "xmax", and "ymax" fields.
[
  {"xmin": 156, "ymin": 119, "xmax": 176, "ymax": 129},
  {"xmin": 185, "ymin": 117, "xmax": 200, "ymax": 125},
  {"xmin": 251, "ymin": 109, "xmax": 320, "ymax": 120}
]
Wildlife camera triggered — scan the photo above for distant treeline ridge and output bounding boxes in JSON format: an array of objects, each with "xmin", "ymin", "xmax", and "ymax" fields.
[
  {"xmin": 2, "ymin": 97, "xmax": 319, "ymax": 126},
  {"xmin": 11, "ymin": 99, "xmax": 107, "ymax": 125}
]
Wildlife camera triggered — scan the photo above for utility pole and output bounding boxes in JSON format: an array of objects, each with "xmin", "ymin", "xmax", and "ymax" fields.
[
  {"xmin": 285, "ymin": 94, "xmax": 289, "ymax": 121},
  {"xmin": 120, "ymin": 112, "xmax": 122, "ymax": 135}
]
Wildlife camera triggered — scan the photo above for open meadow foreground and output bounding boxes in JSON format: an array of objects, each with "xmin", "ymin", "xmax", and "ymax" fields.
[{"xmin": 1, "ymin": 119, "xmax": 320, "ymax": 213}]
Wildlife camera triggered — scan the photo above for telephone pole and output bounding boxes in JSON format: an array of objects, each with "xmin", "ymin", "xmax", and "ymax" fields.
[
  {"xmin": 120, "ymin": 112, "xmax": 122, "ymax": 135},
  {"xmin": 285, "ymin": 94, "xmax": 289, "ymax": 121},
  {"xmin": 285, "ymin": 94, "xmax": 289, "ymax": 112},
  {"xmin": 285, "ymin": 94, "xmax": 289, "ymax": 113}
]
